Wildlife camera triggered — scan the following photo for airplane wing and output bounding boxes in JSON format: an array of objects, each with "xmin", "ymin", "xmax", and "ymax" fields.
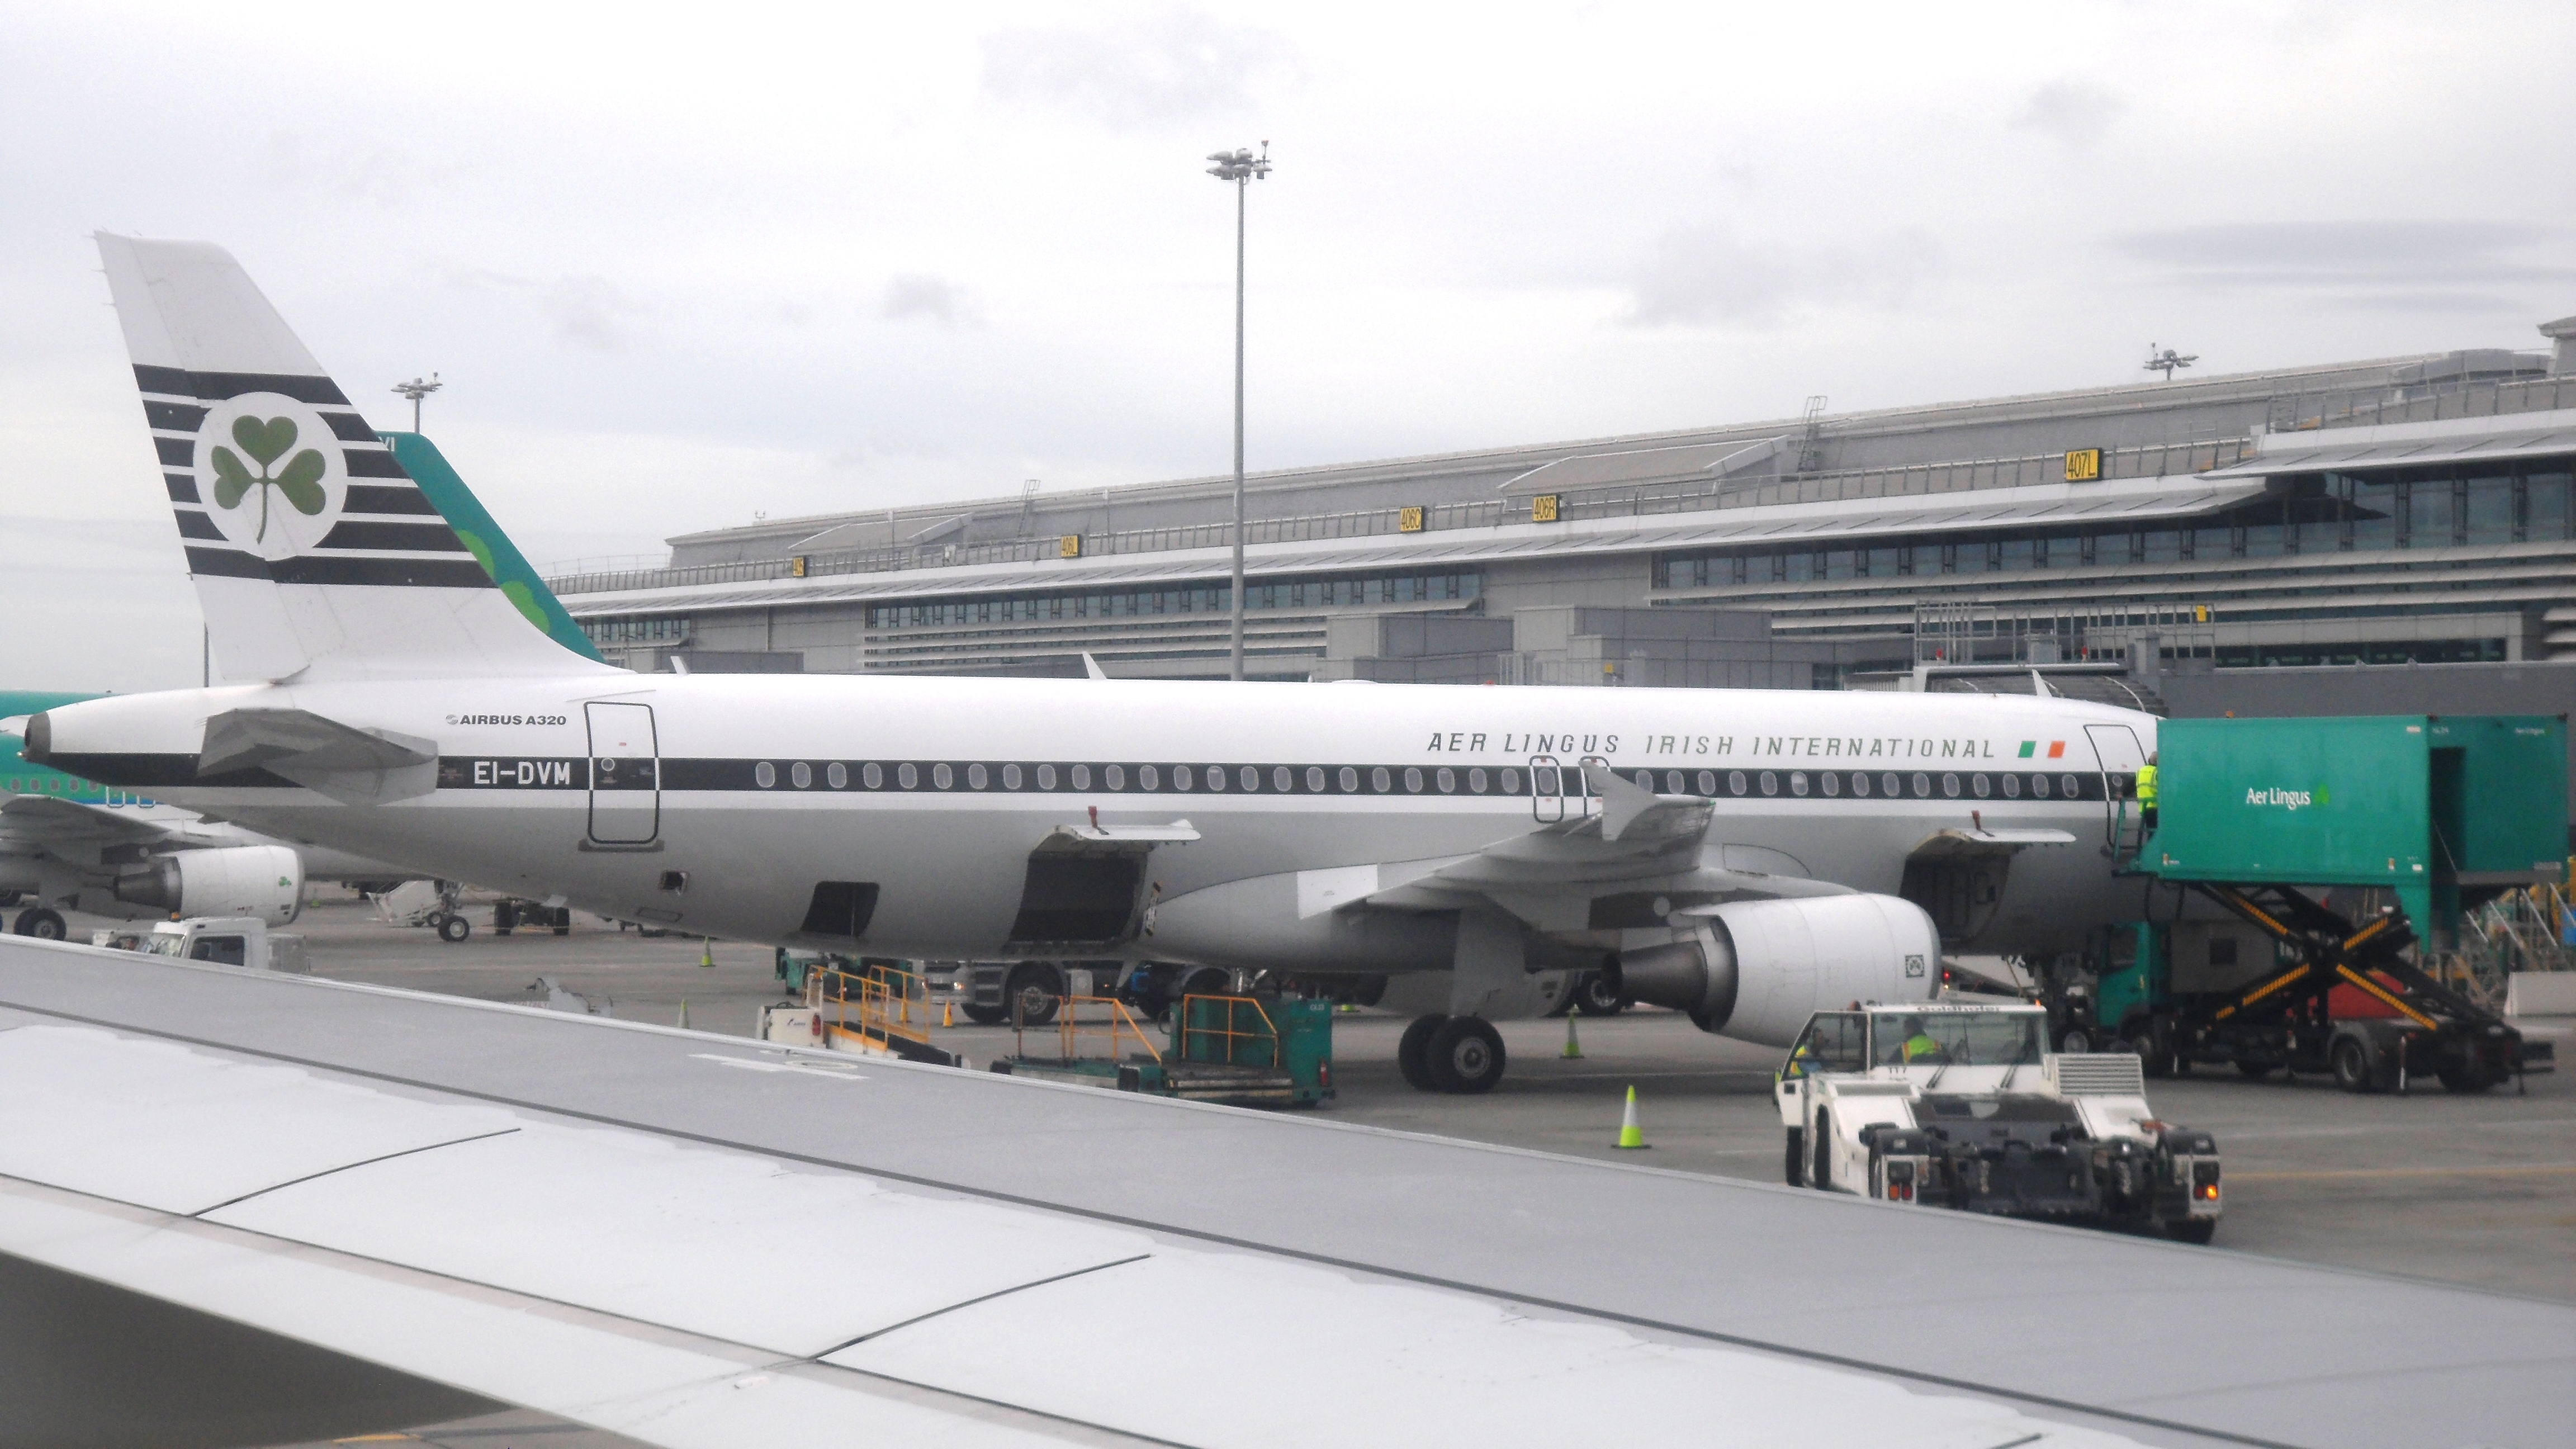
[
  {"xmin": 1351, "ymin": 764, "xmax": 1846, "ymax": 927},
  {"xmin": 2, "ymin": 936, "xmax": 2566, "ymax": 1449},
  {"xmin": 0, "ymin": 793, "xmax": 172, "ymax": 845}
]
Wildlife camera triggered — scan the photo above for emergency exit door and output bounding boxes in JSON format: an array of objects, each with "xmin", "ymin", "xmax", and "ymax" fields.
[{"xmin": 585, "ymin": 702, "xmax": 660, "ymax": 845}]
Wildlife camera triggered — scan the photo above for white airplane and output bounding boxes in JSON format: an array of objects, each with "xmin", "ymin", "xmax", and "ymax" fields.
[{"xmin": 30, "ymin": 235, "xmax": 2160, "ymax": 1094}]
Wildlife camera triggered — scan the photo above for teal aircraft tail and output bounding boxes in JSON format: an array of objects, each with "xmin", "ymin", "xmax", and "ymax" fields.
[{"xmin": 380, "ymin": 433, "xmax": 603, "ymax": 664}]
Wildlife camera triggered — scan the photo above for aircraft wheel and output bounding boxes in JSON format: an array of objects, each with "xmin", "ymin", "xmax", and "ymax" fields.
[
  {"xmin": 14, "ymin": 908, "xmax": 67, "ymax": 941},
  {"xmin": 960, "ymin": 1002, "xmax": 1010, "ymax": 1026},
  {"xmin": 1005, "ymin": 963, "xmax": 1060, "ymax": 1026},
  {"xmin": 2330, "ymin": 1036, "xmax": 2374, "ymax": 1093},
  {"xmin": 1396, "ymin": 1014, "xmax": 1446, "ymax": 1091},
  {"xmin": 1783, "ymin": 1127, "xmax": 1805, "ymax": 1186},
  {"xmin": 436, "ymin": 913, "xmax": 472, "ymax": 944},
  {"xmin": 1424, "ymin": 1016, "xmax": 1504, "ymax": 1094},
  {"xmin": 1574, "ymin": 973, "xmax": 1629, "ymax": 1016}
]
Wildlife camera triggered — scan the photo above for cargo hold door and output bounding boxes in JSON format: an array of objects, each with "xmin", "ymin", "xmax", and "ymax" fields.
[{"xmin": 584, "ymin": 702, "xmax": 660, "ymax": 845}]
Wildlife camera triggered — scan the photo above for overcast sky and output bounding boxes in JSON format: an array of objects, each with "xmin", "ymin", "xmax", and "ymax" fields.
[{"xmin": 3, "ymin": 1, "xmax": 2571, "ymax": 691}]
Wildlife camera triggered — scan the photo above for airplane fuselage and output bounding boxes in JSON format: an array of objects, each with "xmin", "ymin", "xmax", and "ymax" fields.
[{"xmin": 40, "ymin": 674, "xmax": 2156, "ymax": 968}]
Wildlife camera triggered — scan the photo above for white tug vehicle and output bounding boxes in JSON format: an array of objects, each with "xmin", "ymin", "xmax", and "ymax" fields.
[{"xmin": 1777, "ymin": 1002, "xmax": 2223, "ymax": 1243}]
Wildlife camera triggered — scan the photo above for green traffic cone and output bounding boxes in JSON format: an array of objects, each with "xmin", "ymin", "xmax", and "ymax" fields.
[
  {"xmin": 677, "ymin": 998, "xmax": 690, "ymax": 1030},
  {"xmin": 1562, "ymin": 1013, "xmax": 1583, "ymax": 1059},
  {"xmin": 1614, "ymin": 1085, "xmax": 1648, "ymax": 1149}
]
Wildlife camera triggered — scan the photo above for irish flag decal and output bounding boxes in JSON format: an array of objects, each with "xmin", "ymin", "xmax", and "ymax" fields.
[{"xmin": 2018, "ymin": 740, "xmax": 2068, "ymax": 758}]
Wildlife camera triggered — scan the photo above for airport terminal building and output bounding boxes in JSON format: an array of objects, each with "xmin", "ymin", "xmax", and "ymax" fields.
[{"xmin": 547, "ymin": 314, "xmax": 2576, "ymax": 697}]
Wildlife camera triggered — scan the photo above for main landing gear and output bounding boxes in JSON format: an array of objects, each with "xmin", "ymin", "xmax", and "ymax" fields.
[
  {"xmin": 1396, "ymin": 1014, "xmax": 1507, "ymax": 1094},
  {"xmin": 11, "ymin": 907, "xmax": 67, "ymax": 941}
]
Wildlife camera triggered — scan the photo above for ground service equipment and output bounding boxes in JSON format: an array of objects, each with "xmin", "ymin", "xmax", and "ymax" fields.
[
  {"xmin": 2066, "ymin": 716, "xmax": 2563, "ymax": 1092},
  {"xmin": 996, "ymin": 992, "xmax": 1335, "ymax": 1107},
  {"xmin": 1777, "ymin": 1002, "xmax": 2222, "ymax": 1242}
]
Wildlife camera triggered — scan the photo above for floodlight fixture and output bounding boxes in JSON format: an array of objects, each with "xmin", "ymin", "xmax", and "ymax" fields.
[
  {"xmin": 2143, "ymin": 346, "xmax": 2197, "ymax": 382},
  {"xmin": 392, "ymin": 373, "xmax": 443, "ymax": 432}
]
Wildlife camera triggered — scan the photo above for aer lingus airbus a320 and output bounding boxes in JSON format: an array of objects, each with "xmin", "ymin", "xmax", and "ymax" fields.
[{"xmin": 31, "ymin": 235, "xmax": 2165, "ymax": 1095}]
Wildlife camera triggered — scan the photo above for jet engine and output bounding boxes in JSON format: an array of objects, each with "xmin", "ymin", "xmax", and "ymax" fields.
[
  {"xmin": 1606, "ymin": 894, "xmax": 1938, "ymax": 1046},
  {"xmin": 112, "ymin": 845, "xmax": 304, "ymax": 926}
]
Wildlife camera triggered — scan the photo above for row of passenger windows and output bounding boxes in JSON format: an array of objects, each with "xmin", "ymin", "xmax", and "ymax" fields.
[
  {"xmin": 1660, "ymin": 468, "xmax": 2576, "ymax": 590},
  {"xmin": 745, "ymin": 759, "xmax": 2099, "ymax": 803},
  {"xmin": 865, "ymin": 570, "xmax": 1480, "ymax": 630}
]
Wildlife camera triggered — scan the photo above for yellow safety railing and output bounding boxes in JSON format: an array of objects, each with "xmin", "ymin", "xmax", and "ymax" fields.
[
  {"xmin": 809, "ymin": 964, "xmax": 934, "ymax": 1052},
  {"xmin": 1015, "ymin": 994, "xmax": 1162, "ymax": 1066},
  {"xmin": 1176, "ymin": 993, "xmax": 1281, "ymax": 1070}
]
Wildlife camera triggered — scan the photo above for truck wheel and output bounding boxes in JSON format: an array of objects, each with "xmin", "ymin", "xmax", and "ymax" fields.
[
  {"xmin": 960, "ymin": 1002, "xmax": 1010, "ymax": 1026},
  {"xmin": 1424, "ymin": 1016, "xmax": 1505, "ymax": 1094},
  {"xmin": 1784, "ymin": 1128, "xmax": 1806, "ymax": 1186},
  {"xmin": 1004, "ymin": 964, "xmax": 1059, "ymax": 1026},
  {"xmin": 2436, "ymin": 1062, "xmax": 2495, "ymax": 1094},
  {"xmin": 1574, "ymin": 973, "xmax": 1628, "ymax": 1016},
  {"xmin": 2164, "ymin": 1218, "xmax": 2216, "ymax": 1245},
  {"xmin": 1812, "ymin": 1111, "xmax": 1834, "ymax": 1190},
  {"xmin": 14, "ymin": 908, "xmax": 67, "ymax": 941},
  {"xmin": 2330, "ymin": 1036, "xmax": 2374, "ymax": 1093},
  {"xmin": 437, "ymin": 913, "xmax": 472, "ymax": 944},
  {"xmin": 1397, "ymin": 1015, "xmax": 1446, "ymax": 1091}
]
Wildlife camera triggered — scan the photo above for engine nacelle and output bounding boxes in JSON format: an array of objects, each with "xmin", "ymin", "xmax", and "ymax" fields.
[
  {"xmin": 1607, "ymin": 894, "xmax": 1938, "ymax": 1046},
  {"xmin": 113, "ymin": 846, "xmax": 304, "ymax": 926}
]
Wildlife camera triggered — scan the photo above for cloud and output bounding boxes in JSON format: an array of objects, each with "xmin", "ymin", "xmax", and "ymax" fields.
[
  {"xmin": 878, "ymin": 274, "xmax": 979, "ymax": 328},
  {"xmin": 2110, "ymin": 220, "xmax": 2576, "ymax": 310},
  {"xmin": 980, "ymin": 10, "xmax": 1301, "ymax": 129},
  {"xmin": 1625, "ymin": 226, "xmax": 1947, "ymax": 328},
  {"xmin": 2008, "ymin": 79, "xmax": 2126, "ymax": 148},
  {"xmin": 542, "ymin": 275, "xmax": 641, "ymax": 352},
  {"xmin": 439, "ymin": 264, "xmax": 647, "ymax": 352}
]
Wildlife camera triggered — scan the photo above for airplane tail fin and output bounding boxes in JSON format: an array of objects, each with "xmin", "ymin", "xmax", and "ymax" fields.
[
  {"xmin": 382, "ymin": 432, "xmax": 606, "ymax": 664},
  {"xmin": 95, "ymin": 234, "xmax": 618, "ymax": 683}
]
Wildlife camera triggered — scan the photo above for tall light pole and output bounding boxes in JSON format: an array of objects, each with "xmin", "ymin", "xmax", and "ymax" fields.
[
  {"xmin": 392, "ymin": 373, "xmax": 442, "ymax": 432},
  {"xmin": 1207, "ymin": 143, "xmax": 1271, "ymax": 680}
]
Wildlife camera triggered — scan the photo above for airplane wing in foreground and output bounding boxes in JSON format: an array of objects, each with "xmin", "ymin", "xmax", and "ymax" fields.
[{"xmin": 1, "ymin": 936, "xmax": 2568, "ymax": 1449}]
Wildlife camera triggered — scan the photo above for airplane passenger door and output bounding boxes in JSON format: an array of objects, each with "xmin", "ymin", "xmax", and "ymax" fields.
[
  {"xmin": 2083, "ymin": 723, "xmax": 2146, "ymax": 851},
  {"xmin": 1529, "ymin": 755, "xmax": 1565, "ymax": 823},
  {"xmin": 585, "ymin": 702, "xmax": 660, "ymax": 845}
]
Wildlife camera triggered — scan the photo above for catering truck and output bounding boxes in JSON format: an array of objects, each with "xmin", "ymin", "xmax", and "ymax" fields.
[{"xmin": 1777, "ymin": 1002, "xmax": 2223, "ymax": 1242}]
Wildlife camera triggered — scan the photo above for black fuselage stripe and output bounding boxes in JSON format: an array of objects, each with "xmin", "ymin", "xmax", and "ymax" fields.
[
  {"xmin": 173, "ymin": 510, "xmax": 226, "ymax": 541},
  {"xmin": 343, "ymin": 485, "xmax": 441, "ymax": 515},
  {"xmin": 145, "ymin": 400, "xmax": 208, "ymax": 430},
  {"xmin": 343, "ymin": 450, "xmax": 409, "ymax": 479},
  {"xmin": 164, "ymin": 473, "xmax": 200, "ymax": 503},
  {"xmin": 50, "ymin": 750, "xmax": 2118, "ymax": 803}
]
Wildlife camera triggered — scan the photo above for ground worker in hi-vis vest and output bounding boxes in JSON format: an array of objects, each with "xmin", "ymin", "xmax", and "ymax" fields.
[
  {"xmin": 1900, "ymin": 1017, "xmax": 1942, "ymax": 1064},
  {"xmin": 2137, "ymin": 753, "xmax": 2160, "ymax": 831}
]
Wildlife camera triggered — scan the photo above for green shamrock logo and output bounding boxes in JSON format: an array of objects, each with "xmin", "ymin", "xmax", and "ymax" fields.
[{"xmin": 209, "ymin": 416, "xmax": 327, "ymax": 543}]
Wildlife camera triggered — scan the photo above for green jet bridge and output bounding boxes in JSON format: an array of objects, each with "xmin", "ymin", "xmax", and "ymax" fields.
[{"xmin": 2111, "ymin": 714, "xmax": 2564, "ymax": 1091}]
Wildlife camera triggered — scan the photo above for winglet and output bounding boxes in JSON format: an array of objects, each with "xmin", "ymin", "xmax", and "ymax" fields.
[
  {"xmin": 1585, "ymin": 764, "xmax": 1658, "ymax": 842},
  {"xmin": 1082, "ymin": 653, "xmax": 1109, "ymax": 680}
]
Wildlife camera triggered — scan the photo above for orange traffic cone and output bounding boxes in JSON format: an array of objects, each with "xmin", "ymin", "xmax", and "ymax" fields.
[{"xmin": 943, "ymin": 1001, "xmax": 955, "ymax": 1028}]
